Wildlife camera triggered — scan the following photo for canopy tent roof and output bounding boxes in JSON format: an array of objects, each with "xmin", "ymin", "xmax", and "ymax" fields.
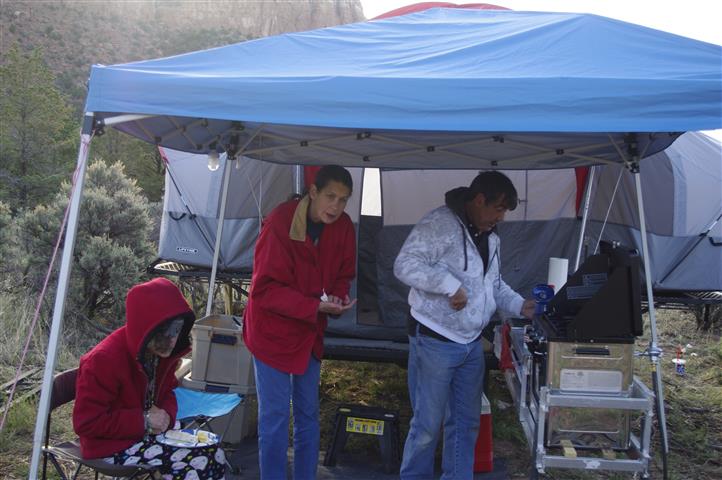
[{"xmin": 85, "ymin": 8, "xmax": 721, "ymax": 170}]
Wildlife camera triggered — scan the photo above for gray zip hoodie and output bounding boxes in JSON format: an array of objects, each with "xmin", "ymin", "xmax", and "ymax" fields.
[{"xmin": 393, "ymin": 190, "xmax": 523, "ymax": 343}]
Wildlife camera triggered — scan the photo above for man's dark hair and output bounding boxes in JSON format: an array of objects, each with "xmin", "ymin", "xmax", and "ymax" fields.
[
  {"xmin": 314, "ymin": 165, "xmax": 353, "ymax": 193},
  {"xmin": 468, "ymin": 171, "xmax": 518, "ymax": 211}
]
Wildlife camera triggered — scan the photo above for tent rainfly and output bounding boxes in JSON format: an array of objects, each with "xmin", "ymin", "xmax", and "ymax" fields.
[{"xmin": 30, "ymin": 8, "xmax": 722, "ymax": 479}]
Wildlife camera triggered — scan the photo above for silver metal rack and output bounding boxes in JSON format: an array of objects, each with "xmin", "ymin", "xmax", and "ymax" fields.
[{"xmin": 504, "ymin": 326, "xmax": 656, "ymax": 478}]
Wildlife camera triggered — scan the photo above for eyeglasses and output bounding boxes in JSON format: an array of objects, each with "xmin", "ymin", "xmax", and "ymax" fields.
[
  {"xmin": 148, "ymin": 318, "xmax": 185, "ymax": 354},
  {"xmin": 160, "ymin": 318, "xmax": 185, "ymax": 338}
]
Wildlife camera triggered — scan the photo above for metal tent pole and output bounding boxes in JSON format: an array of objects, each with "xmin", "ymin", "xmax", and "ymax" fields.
[
  {"xmin": 205, "ymin": 127, "xmax": 264, "ymax": 316},
  {"xmin": 632, "ymin": 160, "xmax": 670, "ymax": 478},
  {"xmin": 28, "ymin": 113, "xmax": 95, "ymax": 480},
  {"xmin": 294, "ymin": 165, "xmax": 303, "ymax": 196},
  {"xmin": 573, "ymin": 166, "xmax": 596, "ymax": 271},
  {"xmin": 205, "ymin": 154, "xmax": 234, "ymax": 316},
  {"xmin": 658, "ymin": 210, "xmax": 722, "ymax": 284}
]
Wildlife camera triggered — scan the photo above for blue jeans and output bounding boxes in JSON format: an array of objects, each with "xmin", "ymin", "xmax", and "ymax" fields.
[
  {"xmin": 401, "ymin": 334, "xmax": 484, "ymax": 480},
  {"xmin": 253, "ymin": 356, "xmax": 321, "ymax": 480}
]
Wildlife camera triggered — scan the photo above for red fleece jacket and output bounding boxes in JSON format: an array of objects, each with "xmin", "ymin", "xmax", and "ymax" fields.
[
  {"xmin": 243, "ymin": 197, "xmax": 356, "ymax": 374},
  {"xmin": 72, "ymin": 278, "xmax": 195, "ymax": 459}
]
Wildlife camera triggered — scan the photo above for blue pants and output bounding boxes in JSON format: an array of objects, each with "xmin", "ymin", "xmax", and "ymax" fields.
[
  {"xmin": 253, "ymin": 356, "xmax": 321, "ymax": 480},
  {"xmin": 401, "ymin": 334, "xmax": 484, "ymax": 480}
]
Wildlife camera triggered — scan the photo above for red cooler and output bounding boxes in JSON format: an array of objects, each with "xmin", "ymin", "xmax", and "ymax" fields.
[{"xmin": 473, "ymin": 393, "xmax": 493, "ymax": 472}]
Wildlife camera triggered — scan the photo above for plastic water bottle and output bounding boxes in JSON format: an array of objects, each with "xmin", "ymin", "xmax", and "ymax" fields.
[{"xmin": 532, "ymin": 284, "xmax": 555, "ymax": 315}]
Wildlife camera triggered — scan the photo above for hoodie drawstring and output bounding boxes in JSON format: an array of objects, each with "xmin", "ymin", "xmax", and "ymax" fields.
[{"xmin": 460, "ymin": 220, "xmax": 468, "ymax": 271}]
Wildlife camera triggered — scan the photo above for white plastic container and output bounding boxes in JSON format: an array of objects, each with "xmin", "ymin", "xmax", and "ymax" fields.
[{"xmin": 190, "ymin": 314, "xmax": 255, "ymax": 391}]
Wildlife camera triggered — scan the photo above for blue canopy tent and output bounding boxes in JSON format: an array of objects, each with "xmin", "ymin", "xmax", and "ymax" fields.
[
  {"xmin": 82, "ymin": 9, "xmax": 719, "ymax": 166},
  {"xmin": 31, "ymin": 8, "xmax": 721, "ymax": 478}
]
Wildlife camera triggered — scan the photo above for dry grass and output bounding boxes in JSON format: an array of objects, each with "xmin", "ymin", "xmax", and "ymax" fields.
[
  {"xmin": 643, "ymin": 310, "xmax": 722, "ymax": 480},
  {"xmin": 315, "ymin": 309, "xmax": 721, "ymax": 479},
  {"xmin": 1, "ymin": 292, "xmax": 720, "ymax": 479}
]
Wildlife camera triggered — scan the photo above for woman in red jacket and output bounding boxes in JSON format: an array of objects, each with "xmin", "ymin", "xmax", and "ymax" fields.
[
  {"xmin": 243, "ymin": 165, "xmax": 357, "ymax": 479},
  {"xmin": 73, "ymin": 277, "xmax": 225, "ymax": 479}
]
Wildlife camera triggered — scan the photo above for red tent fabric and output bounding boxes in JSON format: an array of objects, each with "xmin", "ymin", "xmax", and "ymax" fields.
[
  {"xmin": 372, "ymin": 2, "xmax": 509, "ymax": 20},
  {"xmin": 304, "ymin": 166, "xmax": 321, "ymax": 190}
]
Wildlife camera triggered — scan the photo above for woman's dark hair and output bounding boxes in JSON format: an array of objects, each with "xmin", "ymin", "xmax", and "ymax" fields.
[
  {"xmin": 468, "ymin": 171, "xmax": 518, "ymax": 211},
  {"xmin": 314, "ymin": 165, "xmax": 353, "ymax": 193}
]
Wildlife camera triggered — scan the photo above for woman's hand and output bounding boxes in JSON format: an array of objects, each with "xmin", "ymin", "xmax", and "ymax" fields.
[
  {"xmin": 146, "ymin": 405, "xmax": 171, "ymax": 434},
  {"xmin": 318, "ymin": 295, "xmax": 356, "ymax": 316}
]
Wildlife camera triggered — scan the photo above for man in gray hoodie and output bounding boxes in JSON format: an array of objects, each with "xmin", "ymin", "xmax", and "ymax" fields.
[{"xmin": 395, "ymin": 171, "xmax": 534, "ymax": 479}]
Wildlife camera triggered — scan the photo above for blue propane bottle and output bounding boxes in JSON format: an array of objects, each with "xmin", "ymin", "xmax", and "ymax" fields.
[{"xmin": 532, "ymin": 284, "xmax": 555, "ymax": 315}]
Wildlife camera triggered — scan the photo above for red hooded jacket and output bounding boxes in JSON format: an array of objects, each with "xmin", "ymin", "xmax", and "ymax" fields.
[
  {"xmin": 243, "ymin": 196, "xmax": 356, "ymax": 374},
  {"xmin": 72, "ymin": 278, "xmax": 195, "ymax": 459}
]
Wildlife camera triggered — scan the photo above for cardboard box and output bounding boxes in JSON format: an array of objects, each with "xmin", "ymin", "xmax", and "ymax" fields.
[{"xmin": 191, "ymin": 314, "xmax": 255, "ymax": 390}]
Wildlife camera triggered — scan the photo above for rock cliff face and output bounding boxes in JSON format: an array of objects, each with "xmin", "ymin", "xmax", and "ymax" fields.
[
  {"xmin": 1, "ymin": 0, "xmax": 365, "ymax": 107},
  {"xmin": 80, "ymin": 0, "xmax": 365, "ymax": 37}
]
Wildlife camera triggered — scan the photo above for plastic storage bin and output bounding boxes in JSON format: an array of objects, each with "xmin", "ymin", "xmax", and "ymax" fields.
[{"xmin": 191, "ymin": 314, "xmax": 255, "ymax": 392}]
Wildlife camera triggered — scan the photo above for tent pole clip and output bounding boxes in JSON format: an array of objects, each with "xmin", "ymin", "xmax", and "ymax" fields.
[
  {"xmin": 636, "ymin": 344, "xmax": 663, "ymax": 361},
  {"xmin": 225, "ymin": 134, "xmax": 240, "ymax": 159},
  {"xmin": 624, "ymin": 133, "xmax": 640, "ymax": 173},
  {"xmin": 92, "ymin": 117, "xmax": 106, "ymax": 137}
]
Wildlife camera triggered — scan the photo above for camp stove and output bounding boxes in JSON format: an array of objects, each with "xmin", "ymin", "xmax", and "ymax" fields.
[
  {"xmin": 525, "ymin": 319, "xmax": 635, "ymax": 450},
  {"xmin": 501, "ymin": 243, "xmax": 657, "ymax": 476}
]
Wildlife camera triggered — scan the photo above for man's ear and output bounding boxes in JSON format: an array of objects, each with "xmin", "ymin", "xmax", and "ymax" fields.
[
  {"xmin": 309, "ymin": 184, "xmax": 318, "ymax": 200},
  {"xmin": 473, "ymin": 192, "xmax": 486, "ymax": 206}
]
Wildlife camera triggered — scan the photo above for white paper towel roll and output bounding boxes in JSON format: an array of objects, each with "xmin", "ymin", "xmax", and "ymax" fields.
[{"xmin": 547, "ymin": 257, "xmax": 569, "ymax": 294}]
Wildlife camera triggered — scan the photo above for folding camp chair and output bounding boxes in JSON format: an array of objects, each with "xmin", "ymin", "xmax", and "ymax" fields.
[
  {"xmin": 174, "ymin": 387, "xmax": 243, "ymax": 474},
  {"xmin": 41, "ymin": 368, "xmax": 156, "ymax": 480}
]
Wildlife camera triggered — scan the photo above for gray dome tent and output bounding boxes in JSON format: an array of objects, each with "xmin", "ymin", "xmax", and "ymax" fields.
[{"xmin": 156, "ymin": 131, "xmax": 722, "ymax": 342}]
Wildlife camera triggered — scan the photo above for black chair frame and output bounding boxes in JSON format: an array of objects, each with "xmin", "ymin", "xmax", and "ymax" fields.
[{"xmin": 41, "ymin": 368, "xmax": 156, "ymax": 480}]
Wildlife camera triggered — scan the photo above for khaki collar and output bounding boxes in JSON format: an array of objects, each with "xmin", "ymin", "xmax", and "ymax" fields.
[{"xmin": 289, "ymin": 195, "xmax": 310, "ymax": 242}]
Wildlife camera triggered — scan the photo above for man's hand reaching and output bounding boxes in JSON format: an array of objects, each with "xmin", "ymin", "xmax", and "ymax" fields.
[{"xmin": 521, "ymin": 299, "xmax": 535, "ymax": 319}]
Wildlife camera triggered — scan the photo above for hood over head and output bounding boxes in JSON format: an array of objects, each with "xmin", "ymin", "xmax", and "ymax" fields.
[
  {"xmin": 445, "ymin": 186, "xmax": 470, "ymax": 217},
  {"xmin": 124, "ymin": 277, "xmax": 195, "ymax": 361},
  {"xmin": 445, "ymin": 186, "xmax": 471, "ymax": 271}
]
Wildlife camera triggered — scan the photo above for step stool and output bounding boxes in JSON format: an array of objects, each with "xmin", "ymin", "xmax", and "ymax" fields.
[{"xmin": 323, "ymin": 404, "xmax": 400, "ymax": 474}]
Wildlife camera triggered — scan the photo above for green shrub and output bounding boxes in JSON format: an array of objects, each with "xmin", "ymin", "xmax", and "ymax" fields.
[{"xmin": 10, "ymin": 160, "xmax": 155, "ymax": 349}]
